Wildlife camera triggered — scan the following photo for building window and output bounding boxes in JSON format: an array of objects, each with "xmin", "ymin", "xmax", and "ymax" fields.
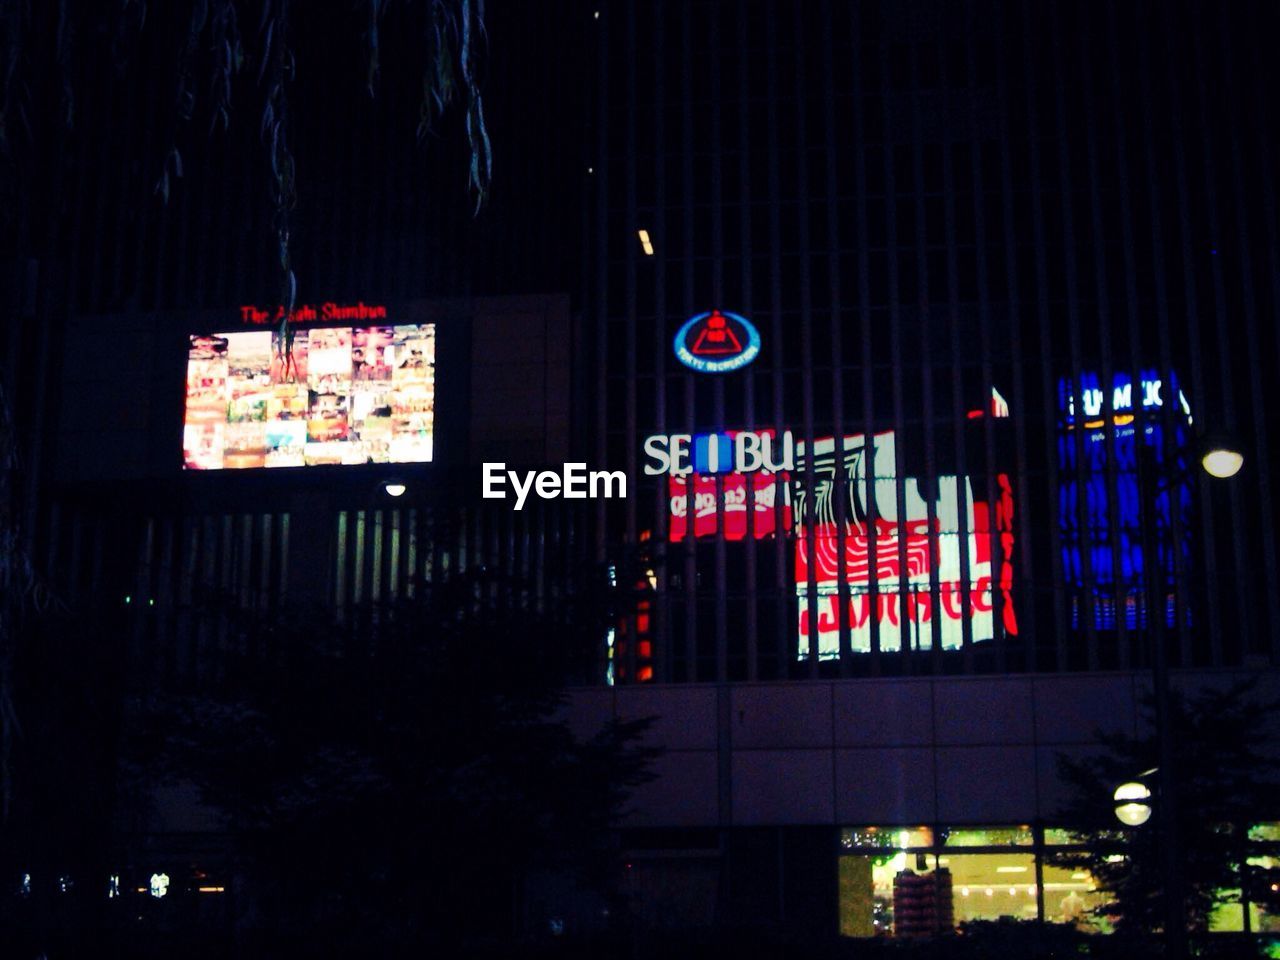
[
  {"xmin": 1040, "ymin": 861, "xmax": 1113, "ymax": 932},
  {"xmin": 943, "ymin": 826, "xmax": 1033, "ymax": 847},
  {"xmin": 948, "ymin": 852, "xmax": 1038, "ymax": 925},
  {"xmin": 839, "ymin": 824, "xmax": 1123, "ymax": 938}
]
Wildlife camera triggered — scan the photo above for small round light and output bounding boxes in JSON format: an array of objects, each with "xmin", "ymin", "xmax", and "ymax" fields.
[
  {"xmin": 1115, "ymin": 803, "xmax": 1152, "ymax": 827},
  {"xmin": 383, "ymin": 482, "xmax": 407, "ymax": 498},
  {"xmin": 1201, "ymin": 447, "xmax": 1243, "ymax": 479},
  {"xmin": 1113, "ymin": 782, "xmax": 1151, "ymax": 803},
  {"xmin": 1114, "ymin": 781, "xmax": 1153, "ymax": 826}
]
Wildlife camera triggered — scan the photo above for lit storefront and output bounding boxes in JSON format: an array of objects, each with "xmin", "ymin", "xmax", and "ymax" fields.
[
  {"xmin": 836, "ymin": 823, "xmax": 1280, "ymax": 938},
  {"xmin": 838, "ymin": 826, "xmax": 1111, "ymax": 937}
]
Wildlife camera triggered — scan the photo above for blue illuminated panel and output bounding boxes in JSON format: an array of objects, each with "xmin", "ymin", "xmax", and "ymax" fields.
[{"xmin": 1057, "ymin": 370, "xmax": 1192, "ymax": 629}]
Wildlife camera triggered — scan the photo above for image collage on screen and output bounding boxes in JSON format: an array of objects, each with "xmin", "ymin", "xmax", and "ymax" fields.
[{"xmin": 183, "ymin": 324, "xmax": 435, "ymax": 469}]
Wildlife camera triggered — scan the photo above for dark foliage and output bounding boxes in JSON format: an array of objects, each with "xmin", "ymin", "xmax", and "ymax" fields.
[
  {"xmin": 1053, "ymin": 679, "xmax": 1280, "ymax": 936},
  {"xmin": 0, "ymin": 0, "xmax": 492, "ymax": 317},
  {"xmin": 118, "ymin": 571, "xmax": 658, "ymax": 952}
]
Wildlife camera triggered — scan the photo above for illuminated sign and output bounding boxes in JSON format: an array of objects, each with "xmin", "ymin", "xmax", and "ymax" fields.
[
  {"xmin": 1058, "ymin": 370, "xmax": 1191, "ymax": 629},
  {"xmin": 183, "ymin": 323, "xmax": 434, "ymax": 469},
  {"xmin": 648, "ymin": 430, "xmax": 794, "ymax": 540},
  {"xmin": 238, "ymin": 302, "xmax": 389, "ymax": 325},
  {"xmin": 663, "ymin": 429, "xmax": 792, "ymax": 540},
  {"xmin": 640, "ymin": 408, "xmax": 1018, "ymax": 649},
  {"xmin": 643, "ymin": 430, "xmax": 793, "ymax": 475},
  {"xmin": 793, "ymin": 432, "xmax": 1017, "ymax": 656},
  {"xmin": 673, "ymin": 309, "xmax": 761, "ymax": 373},
  {"xmin": 668, "ymin": 471, "xmax": 789, "ymax": 541},
  {"xmin": 1062, "ymin": 372, "xmax": 1191, "ymax": 422}
]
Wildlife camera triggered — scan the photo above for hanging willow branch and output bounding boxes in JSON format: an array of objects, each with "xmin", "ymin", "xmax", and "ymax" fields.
[
  {"xmin": 207, "ymin": 0, "xmax": 243, "ymax": 135},
  {"xmin": 0, "ymin": 0, "xmax": 31, "ymax": 158},
  {"xmin": 258, "ymin": 0, "xmax": 296, "ymax": 355},
  {"xmin": 3, "ymin": 0, "xmax": 491, "ymax": 361},
  {"xmin": 8, "ymin": 1, "xmax": 492, "ymax": 224},
  {"xmin": 416, "ymin": 0, "xmax": 491, "ymax": 212},
  {"xmin": 363, "ymin": 0, "xmax": 388, "ymax": 97},
  {"xmin": 154, "ymin": 0, "xmax": 210, "ymax": 204}
]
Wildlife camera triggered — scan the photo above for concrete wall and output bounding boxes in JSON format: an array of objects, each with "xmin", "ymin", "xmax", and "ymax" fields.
[{"xmin": 563, "ymin": 668, "xmax": 1280, "ymax": 828}]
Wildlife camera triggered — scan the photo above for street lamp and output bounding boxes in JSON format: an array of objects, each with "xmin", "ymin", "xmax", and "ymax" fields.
[
  {"xmin": 1113, "ymin": 781, "xmax": 1153, "ymax": 827},
  {"xmin": 1137, "ymin": 430, "xmax": 1243, "ymax": 959},
  {"xmin": 1199, "ymin": 441, "xmax": 1244, "ymax": 479}
]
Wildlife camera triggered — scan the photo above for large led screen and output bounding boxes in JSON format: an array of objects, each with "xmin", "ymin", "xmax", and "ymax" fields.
[
  {"xmin": 183, "ymin": 324, "xmax": 435, "ymax": 469},
  {"xmin": 793, "ymin": 431, "xmax": 1018, "ymax": 656}
]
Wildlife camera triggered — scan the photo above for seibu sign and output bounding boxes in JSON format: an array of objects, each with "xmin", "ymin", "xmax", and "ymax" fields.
[
  {"xmin": 647, "ymin": 431, "xmax": 795, "ymax": 540},
  {"xmin": 644, "ymin": 430, "xmax": 794, "ymax": 476}
]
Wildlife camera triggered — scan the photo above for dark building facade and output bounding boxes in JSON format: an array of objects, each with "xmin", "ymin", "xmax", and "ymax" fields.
[
  {"xmin": 573, "ymin": 0, "xmax": 1280, "ymax": 938},
  {"xmin": 4, "ymin": 0, "xmax": 1280, "ymax": 943},
  {"xmin": 586, "ymin": 0, "xmax": 1280, "ymax": 680}
]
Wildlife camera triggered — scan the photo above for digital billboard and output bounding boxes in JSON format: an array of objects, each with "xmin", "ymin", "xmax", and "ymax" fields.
[
  {"xmin": 793, "ymin": 431, "xmax": 1017, "ymax": 656},
  {"xmin": 183, "ymin": 324, "xmax": 435, "ymax": 469}
]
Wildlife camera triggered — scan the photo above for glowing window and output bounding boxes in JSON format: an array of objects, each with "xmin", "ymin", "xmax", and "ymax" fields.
[{"xmin": 943, "ymin": 826, "xmax": 1033, "ymax": 847}]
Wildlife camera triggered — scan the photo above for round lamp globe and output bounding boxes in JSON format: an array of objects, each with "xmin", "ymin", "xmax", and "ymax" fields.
[
  {"xmin": 1113, "ymin": 782, "xmax": 1153, "ymax": 827},
  {"xmin": 1201, "ymin": 447, "xmax": 1244, "ymax": 479},
  {"xmin": 1115, "ymin": 802, "xmax": 1153, "ymax": 827}
]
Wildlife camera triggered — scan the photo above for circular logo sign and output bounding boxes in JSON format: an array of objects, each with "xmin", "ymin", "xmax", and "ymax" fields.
[{"xmin": 673, "ymin": 310, "xmax": 761, "ymax": 373}]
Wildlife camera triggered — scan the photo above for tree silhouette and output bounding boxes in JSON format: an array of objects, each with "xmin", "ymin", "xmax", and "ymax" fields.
[
  {"xmin": 1053, "ymin": 679, "xmax": 1280, "ymax": 937},
  {"xmin": 122, "ymin": 569, "xmax": 658, "ymax": 953}
]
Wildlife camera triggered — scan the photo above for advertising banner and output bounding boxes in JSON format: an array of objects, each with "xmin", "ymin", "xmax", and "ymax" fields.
[{"xmin": 793, "ymin": 432, "xmax": 1016, "ymax": 656}]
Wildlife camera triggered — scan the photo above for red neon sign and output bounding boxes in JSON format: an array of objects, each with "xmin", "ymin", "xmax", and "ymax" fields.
[
  {"xmin": 667, "ymin": 429, "xmax": 791, "ymax": 540},
  {"xmin": 689, "ymin": 310, "xmax": 743, "ymax": 356},
  {"xmin": 238, "ymin": 302, "xmax": 389, "ymax": 325}
]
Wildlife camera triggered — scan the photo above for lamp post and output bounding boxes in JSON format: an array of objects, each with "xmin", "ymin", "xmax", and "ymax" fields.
[
  {"xmin": 1134, "ymin": 432, "xmax": 1243, "ymax": 959},
  {"xmin": 1113, "ymin": 780, "xmax": 1153, "ymax": 827}
]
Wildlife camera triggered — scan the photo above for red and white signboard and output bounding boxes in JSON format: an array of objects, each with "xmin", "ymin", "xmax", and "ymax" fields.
[
  {"xmin": 793, "ymin": 432, "xmax": 1016, "ymax": 655},
  {"xmin": 666, "ymin": 429, "xmax": 791, "ymax": 540},
  {"xmin": 668, "ymin": 470, "xmax": 790, "ymax": 541}
]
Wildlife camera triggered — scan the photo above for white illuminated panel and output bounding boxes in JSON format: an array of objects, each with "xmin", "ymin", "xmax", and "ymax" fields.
[{"xmin": 794, "ymin": 432, "xmax": 1017, "ymax": 656}]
